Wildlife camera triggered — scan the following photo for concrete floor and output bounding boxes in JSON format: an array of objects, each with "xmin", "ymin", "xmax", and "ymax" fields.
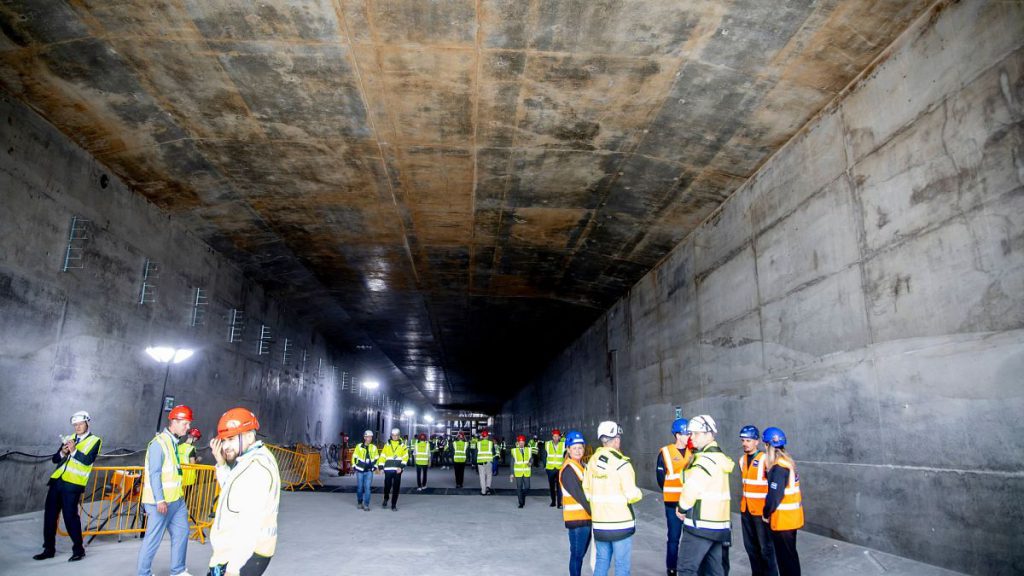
[{"xmin": 1, "ymin": 465, "xmax": 963, "ymax": 576}]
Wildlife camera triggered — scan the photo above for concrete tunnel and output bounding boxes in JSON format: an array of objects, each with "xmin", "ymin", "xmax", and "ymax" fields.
[{"xmin": 0, "ymin": 0, "xmax": 1021, "ymax": 574}]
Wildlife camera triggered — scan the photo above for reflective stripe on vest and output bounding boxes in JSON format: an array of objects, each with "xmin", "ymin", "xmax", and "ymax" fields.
[
  {"xmin": 378, "ymin": 441, "xmax": 408, "ymax": 471},
  {"xmin": 545, "ymin": 439, "xmax": 565, "ymax": 469},
  {"xmin": 740, "ymin": 451, "xmax": 768, "ymax": 515},
  {"xmin": 477, "ymin": 440, "xmax": 494, "ymax": 463},
  {"xmin": 50, "ymin": 434, "xmax": 101, "ymax": 487},
  {"xmin": 769, "ymin": 459, "xmax": 804, "ymax": 531},
  {"xmin": 559, "ymin": 459, "xmax": 590, "ymax": 523},
  {"xmin": 512, "ymin": 447, "xmax": 531, "ymax": 477},
  {"xmin": 142, "ymin": 432, "xmax": 183, "ymax": 504},
  {"xmin": 660, "ymin": 444, "xmax": 689, "ymax": 503},
  {"xmin": 352, "ymin": 443, "xmax": 379, "ymax": 472},
  {"xmin": 415, "ymin": 441, "xmax": 430, "ymax": 465},
  {"xmin": 453, "ymin": 441, "xmax": 467, "ymax": 463}
]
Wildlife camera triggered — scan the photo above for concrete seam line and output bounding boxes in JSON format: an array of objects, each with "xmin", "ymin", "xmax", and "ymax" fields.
[{"xmin": 798, "ymin": 460, "xmax": 1024, "ymax": 478}]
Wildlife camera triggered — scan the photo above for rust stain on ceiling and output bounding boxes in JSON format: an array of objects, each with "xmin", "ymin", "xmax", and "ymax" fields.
[{"xmin": 0, "ymin": 0, "xmax": 933, "ymax": 410}]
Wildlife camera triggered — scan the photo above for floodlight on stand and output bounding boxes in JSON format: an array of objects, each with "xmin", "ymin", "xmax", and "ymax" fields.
[{"xmin": 363, "ymin": 379, "xmax": 380, "ymax": 390}]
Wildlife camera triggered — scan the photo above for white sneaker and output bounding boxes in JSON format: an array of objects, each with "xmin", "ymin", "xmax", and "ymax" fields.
[{"xmin": 171, "ymin": 572, "xmax": 194, "ymax": 576}]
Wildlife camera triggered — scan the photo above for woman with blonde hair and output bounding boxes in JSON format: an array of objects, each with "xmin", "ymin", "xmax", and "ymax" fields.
[{"xmin": 761, "ymin": 427, "xmax": 803, "ymax": 576}]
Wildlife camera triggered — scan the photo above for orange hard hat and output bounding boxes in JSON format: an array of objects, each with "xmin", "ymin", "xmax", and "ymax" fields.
[
  {"xmin": 167, "ymin": 405, "xmax": 193, "ymax": 422},
  {"xmin": 217, "ymin": 407, "xmax": 260, "ymax": 439},
  {"xmin": 480, "ymin": 429, "xmax": 489, "ymax": 437}
]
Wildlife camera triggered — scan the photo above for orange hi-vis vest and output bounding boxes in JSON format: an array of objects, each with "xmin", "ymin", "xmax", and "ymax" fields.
[
  {"xmin": 660, "ymin": 444, "xmax": 690, "ymax": 504},
  {"xmin": 740, "ymin": 451, "xmax": 768, "ymax": 515},
  {"xmin": 559, "ymin": 459, "xmax": 591, "ymax": 524},
  {"xmin": 768, "ymin": 458, "xmax": 804, "ymax": 531}
]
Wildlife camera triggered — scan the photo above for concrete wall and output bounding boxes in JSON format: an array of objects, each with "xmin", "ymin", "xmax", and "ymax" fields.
[
  {"xmin": 501, "ymin": 2, "xmax": 1024, "ymax": 574},
  {"xmin": 0, "ymin": 92, "xmax": 404, "ymax": 517}
]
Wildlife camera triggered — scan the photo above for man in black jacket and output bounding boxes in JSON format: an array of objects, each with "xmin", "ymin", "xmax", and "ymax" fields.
[{"xmin": 35, "ymin": 411, "xmax": 102, "ymax": 562}]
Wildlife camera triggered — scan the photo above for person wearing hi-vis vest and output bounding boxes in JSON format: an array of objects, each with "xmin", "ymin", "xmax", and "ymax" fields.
[
  {"xmin": 558, "ymin": 430, "xmax": 591, "ymax": 576},
  {"xmin": 377, "ymin": 428, "xmax": 408, "ymax": 511},
  {"xmin": 656, "ymin": 418, "xmax": 692, "ymax": 576},
  {"xmin": 137, "ymin": 404, "xmax": 194, "ymax": 576},
  {"xmin": 207, "ymin": 407, "xmax": 281, "ymax": 576},
  {"xmin": 509, "ymin": 435, "xmax": 532, "ymax": 508},
  {"xmin": 352, "ymin": 430, "xmax": 379, "ymax": 511},
  {"xmin": 545, "ymin": 429, "xmax": 566, "ymax": 508},
  {"xmin": 761, "ymin": 427, "xmax": 803, "ymax": 576},
  {"xmin": 34, "ymin": 410, "xmax": 102, "ymax": 562},
  {"xmin": 739, "ymin": 425, "xmax": 776, "ymax": 576},
  {"xmin": 415, "ymin": 433, "xmax": 431, "ymax": 490},
  {"xmin": 179, "ymin": 428, "xmax": 203, "ymax": 506},
  {"xmin": 674, "ymin": 415, "xmax": 735, "ymax": 576},
  {"xmin": 583, "ymin": 421, "xmax": 643, "ymax": 576},
  {"xmin": 451, "ymin": 432, "xmax": 468, "ymax": 488},
  {"xmin": 476, "ymin": 429, "xmax": 497, "ymax": 495}
]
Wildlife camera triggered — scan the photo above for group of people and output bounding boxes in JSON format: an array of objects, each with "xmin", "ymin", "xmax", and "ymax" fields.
[
  {"xmin": 35, "ymin": 406, "xmax": 281, "ymax": 576},
  {"xmin": 550, "ymin": 415, "xmax": 803, "ymax": 576}
]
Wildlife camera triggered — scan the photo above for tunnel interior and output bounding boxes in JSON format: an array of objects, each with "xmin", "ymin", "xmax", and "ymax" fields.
[{"xmin": 0, "ymin": 1, "xmax": 1022, "ymax": 575}]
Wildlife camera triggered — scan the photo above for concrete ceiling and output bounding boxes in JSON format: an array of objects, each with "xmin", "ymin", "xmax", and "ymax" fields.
[{"xmin": 0, "ymin": 0, "xmax": 931, "ymax": 411}]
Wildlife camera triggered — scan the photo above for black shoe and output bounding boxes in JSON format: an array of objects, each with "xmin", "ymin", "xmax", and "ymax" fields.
[
  {"xmin": 381, "ymin": 500, "xmax": 388, "ymax": 508},
  {"xmin": 33, "ymin": 551, "xmax": 55, "ymax": 561},
  {"xmin": 550, "ymin": 502, "xmax": 556, "ymax": 507},
  {"xmin": 518, "ymin": 503, "xmax": 524, "ymax": 508},
  {"xmin": 557, "ymin": 504, "xmax": 563, "ymax": 509},
  {"xmin": 68, "ymin": 553, "xmax": 85, "ymax": 562},
  {"xmin": 391, "ymin": 506, "xmax": 398, "ymax": 511}
]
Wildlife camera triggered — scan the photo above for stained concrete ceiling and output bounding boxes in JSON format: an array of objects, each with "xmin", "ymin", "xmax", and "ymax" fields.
[{"xmin": 0, "ymin": 0, "xmax": 931, "ymax": 411}]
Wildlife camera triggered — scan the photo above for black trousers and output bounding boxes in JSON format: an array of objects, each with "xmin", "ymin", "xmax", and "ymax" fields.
[
  {"xmin": 43, "ymin": 480, "xmax": 84, "ymax": 555},
  {"xmin": 515, "ymin": 476, "xmax": 530, "ymax": 506},
  {"xmin": 454, "ymin": 462, "xmax": 465, "ymax": 487},
  {"xmin": 546, "ymin": 469, "xmax": 562, "ymax": 506},
  {"xmin": 742, "ymin": 512, "xmax": 778, "ymax": 576},
  {"xmin": 417, "ymin": 465, "xmax": 428, "ymax": 487},
  {"xmin": 208, "ymin": 554, "xmax": 272, "ymax": 576},
  {"xmin": 770, "ymin": 530, "xmax": 800, "ymax": 576},
  {"xmin": 383, "ymin": 471, "xmax": 402, "ymax": 507},
  {"xmin": 678, "ymin": 532, "xmax": 725, "ymax": 576}
]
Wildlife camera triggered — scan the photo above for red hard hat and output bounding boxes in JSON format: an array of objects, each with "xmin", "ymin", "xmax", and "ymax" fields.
[
  {"xmin": 516, "ymin": 434, "xmax": 526, "ymax": 443},
  {"xmin": 458, "ymin": 432, "xmax": 465, "ymax": 438},
  {"xmin": 480, "ymin": 430, "xmax": 489, "ymax": 438},
  {"xmin": 189, "ymin": 428, "xmax": 202, "ymax": 439},
  {"xmin": 419, "ymin": 433, "xmax": 426, "ymax": 440},
  {"xmin": 552, "ymin": 429, "xmax": 561, "ymax": 436},
  {"xmin": 217, "ymin": 407, "xmax": 260, "ymax": 439},
  {"xmin": 167, "ymin": 405, "xmax": 193, "ymax": 422}
]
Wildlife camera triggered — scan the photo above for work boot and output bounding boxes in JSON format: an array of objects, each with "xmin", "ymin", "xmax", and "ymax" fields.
[
  {"xmin": 550, "ymin": 502, "xmax": 556, "ymax": 507},
  {"xmin": 33, "ymin": 551, "xmax": 55, "ymax": 561},
  {"xmin": 381, "ymin": 500, "xmax": 388, "ymax": 508}
]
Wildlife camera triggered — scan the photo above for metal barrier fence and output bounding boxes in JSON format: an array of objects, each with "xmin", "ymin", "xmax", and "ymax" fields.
[
  {"xmin": 266, "ymin": 444, "xmax": 321, "ymax": 491},
  {"xmin": 56, "ymin": 464, "xmax": 219, "ymax": 543}
]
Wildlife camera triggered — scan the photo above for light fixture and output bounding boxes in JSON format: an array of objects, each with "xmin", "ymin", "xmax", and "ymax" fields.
[
  {"xmin": 424, "ymin": 415, "xmax": 434, "ymax": 423},
  {"xmin": 145, "ymin": 346, "xmax": 194, "ymax": 364},
  {"xmin": 403, "ymin": 408, "xmax": 415, "ymax": 417},
  {"xmin": 363, "ymin": 379, "xmax": 380, "ymax": 390}
]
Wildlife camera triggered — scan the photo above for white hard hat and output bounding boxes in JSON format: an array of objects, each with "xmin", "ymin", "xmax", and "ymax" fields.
[
  {"xmin": 597, "ymin": 421, "xmax": 622, "ymax": 439},
  {"xmin": 70, "ymin": 411, "xmax": 91, "ymax": 424},
  {"xmin": 687, "ymin": 414, "xmax": 718, "ymax": 434},
  {"xmin": 363, "ymin": 429, "xmax": 374, "ymax": 437},
  {"xmin": 391, "ymin": 427, "xmax": 401, "ymax": 435}
]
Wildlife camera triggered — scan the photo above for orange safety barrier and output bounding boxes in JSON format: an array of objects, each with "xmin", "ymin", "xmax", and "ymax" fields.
[
  {"xmin": 57, "ymin": 464, "xmax": 220, "ymax": 544},
  {"xmin": 266, "ymin": 444, "xmax": 322, "ymax": 491}
]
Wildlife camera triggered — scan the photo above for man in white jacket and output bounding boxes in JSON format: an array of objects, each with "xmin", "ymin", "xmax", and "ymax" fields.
[{"xmin": 207, "ymin": 407, "xmax": 281, "ymax": 576}]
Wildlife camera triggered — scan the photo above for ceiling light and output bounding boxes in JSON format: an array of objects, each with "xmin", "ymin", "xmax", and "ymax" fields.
[
  {"xmin": 424, "ymin": 415, "xmax": 434, "ymax": 423},
  {"xmin": 146, "ymin": 346, "xmax": 194, "ymax": 364},
  {"xmin": 363, "ymin": 379, "xmax": 380, "ymax": 390},
  {"xmin": 403, "ymin": 408, "xmax": 415, "ymax": 417}
]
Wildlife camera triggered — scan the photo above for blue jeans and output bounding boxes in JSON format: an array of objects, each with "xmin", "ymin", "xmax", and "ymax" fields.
[
  {"xmin": 137, "ymin": 499, "xmax": 188, "ymax": 576},
  {"xmin": 356, "ymin": 471, "xmax": 373, "ymax": 506},
  {"xmin": 567, "ymin": 526, "xmax": 591, "ymax": 576},
  {"xmin": 665, "ymin": 504, "xmax": 684, "ymax": 570},
  {"xmin": 594, "ymin": 536, "xmax": 633, "ymax": 576}
]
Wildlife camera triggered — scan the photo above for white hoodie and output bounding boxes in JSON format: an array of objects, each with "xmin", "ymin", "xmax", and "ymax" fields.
[{"xmin": 209, "ymin": 441, "xmax": 281, "ymax": 572}]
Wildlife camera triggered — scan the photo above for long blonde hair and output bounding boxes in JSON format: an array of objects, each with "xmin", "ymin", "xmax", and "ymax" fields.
[{"xmin": 765, "ymin": 445, "xmax": 796, "ymax": 474}]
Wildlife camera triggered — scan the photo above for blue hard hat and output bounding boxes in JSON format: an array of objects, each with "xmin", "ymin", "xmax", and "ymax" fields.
[
  {"xmin": 565, "ymin": 430, "xmax": 585, "ymax": 447},
  {"xmin": 762, "ymin": 427, "xmax": 787, "ymax": 448},
  {"xmin": 739, "ymin": 425, "xmax": 760, "ymax": 440},
  {"xmin": 671, "ymin": 418, "xmax": 689, "ymax": 435}
]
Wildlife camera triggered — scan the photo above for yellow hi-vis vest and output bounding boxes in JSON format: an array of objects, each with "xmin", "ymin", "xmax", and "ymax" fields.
[
  {"xmin": 477, "ymin": 439, "xmax": 494, "ymax": 464},
  {"xmin": 512, "ymin": 447, "xmax": 532, "ymax": 477},
  {"xmin": 583, "ymin": 447, "xmax": 643, "ymax": 540},
  {"xmin": 209, "ymin": 442, "xmax": 281, "ymax": 571},
  {"xmin": 142, "ymin": 431, "xmax": 184, "ymax": 504},
  {"xmin": 178, "ymin": 442, "xmax": 198, "ymax": 487},
  {"xmin": 377, "ymin": 440, "xmax": 408, "ymax": 472},
  {"xmin": 677, "ymin": 441, "xmax": 735, "ymax": 537},
  {"xmin": 545, "ymin": 439, "xmax": 566, "ymax": 470},
  {"xmin": 414, "ymin": 441, "xmax": 430, "ymax": 465},
  {"xmin": 453, "ymin": 440, "xmax": 468, "ymax": 463},
  {"xmin": 50, "ymin": 434, "xmax": 102, "ymax": 487},
  {"xmin": 351, "ymin": 443, "xmax": 380, "ymax": 473}
]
